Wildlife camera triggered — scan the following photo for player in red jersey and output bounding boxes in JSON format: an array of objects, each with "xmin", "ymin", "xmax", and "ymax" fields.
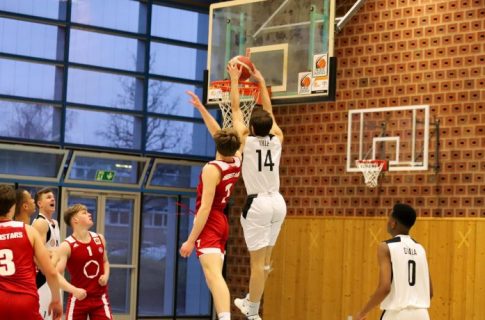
[
  {"xmin": 56, "ymin": 204, "xmax": 113, "ymax": 320},
  {"xmin": 0, "ymin": 184, "xmax": 62, "ymax": 320},
  {"xmin": 180, "ymin": 91, "xmax": 242, "ymax": 320}
]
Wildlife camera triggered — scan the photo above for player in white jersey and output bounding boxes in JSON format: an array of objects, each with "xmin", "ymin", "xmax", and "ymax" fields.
[
  {"xmin": 32, "ymin": 188, "xmax": 61, "ymax": 320},
  {"xmin": 354, "ymin": 204, "xmax": 433, "ymax": 320},
  {"xmin": 228, "ymin": 63, "xmax": 286, "ymax": 320}
]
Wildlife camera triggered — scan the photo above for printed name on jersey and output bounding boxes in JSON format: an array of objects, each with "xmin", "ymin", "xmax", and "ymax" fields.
[
  {"xmin": 403, "ymin": 247, "xmax": 417, "ymax": 255},
  {"xmin": 222, "ymin": 171, "xmax": 240, "ymax": 181},
  {"xmin": 0, "ymin": 232, "xmax": 23, "ymax": 240},
  {"xmin": 258, "ymin": 139, "xmax": 269, "ymax": 146}
]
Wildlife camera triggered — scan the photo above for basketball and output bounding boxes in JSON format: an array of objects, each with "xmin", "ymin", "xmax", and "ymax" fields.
[{"xmin": 229, "ymin": 55, "xmax": 255, "ymax": 81}]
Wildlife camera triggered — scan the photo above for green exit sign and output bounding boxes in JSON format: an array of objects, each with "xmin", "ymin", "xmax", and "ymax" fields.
[{"xmin": 95, "ymin": 170, "xmax": 116, "ymax": 182}]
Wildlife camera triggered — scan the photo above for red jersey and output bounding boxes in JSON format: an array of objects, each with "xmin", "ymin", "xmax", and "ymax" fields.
[
  {"xmin": 196, "ymin": 156, "xmax": 241, "ymax": 213},
  {"xmin": 65, "ymin": 232, "xmax": 107, "ymax": 297},
  {"xmin": 0, "ymin": 220, "xmax": 38, "ymax": 298}
]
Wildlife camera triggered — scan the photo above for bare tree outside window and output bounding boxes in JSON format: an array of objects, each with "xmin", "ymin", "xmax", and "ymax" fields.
[
  {"xmin": 9, "ymin": 103, "xmax": 53, "ymax": 139},
  {"xmin": 0, "ymin": 102, "xmax": 61, "ymax": 141},
  {"xmin": 97, "ymin": 71, "xmax": 192, "ymax": 153}
]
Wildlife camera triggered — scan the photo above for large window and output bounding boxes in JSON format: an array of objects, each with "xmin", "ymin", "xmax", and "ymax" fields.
[
  {"xmin": 69, "ymin": 29, "xmax": 143, "ymax": 72},
  {"xmin": 0, "ymin": 17, "xmax": 61, "ymax": 60},
  {"xmin": 0, "ymin": 0, "xmax": 65, "ymax": 20},
  {"xmin": 0, "ymin": 2, "xmax": 214, "ymax": 319},
  {"xmin": 71, "ymin": 0, "xmax": 143, "ymax": 33},
  {"xmin": 138, "ymin": 195, "xmax": 211, "ymax": 317},
  {"xmin": 151, "ymin": 5, "xmax": 209, "ymax": 44},
  {"xmin": 0, "ymin": 101, "xmax": 61, "ymax": 142},
  {"xmin": 0, "ymin": 58, "xmax": 60, "ymax": 100}
]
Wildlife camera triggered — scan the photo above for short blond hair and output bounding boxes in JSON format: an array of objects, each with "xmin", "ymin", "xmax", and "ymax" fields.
[{"xmin": 63, "ymin": 204, "xmax": 87, "ymax": 227}]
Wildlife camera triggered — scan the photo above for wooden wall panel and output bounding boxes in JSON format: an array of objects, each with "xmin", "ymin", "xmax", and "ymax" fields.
[{"xmin": 263, "ymin": 217, "xmax": 485, "ymax": 320}]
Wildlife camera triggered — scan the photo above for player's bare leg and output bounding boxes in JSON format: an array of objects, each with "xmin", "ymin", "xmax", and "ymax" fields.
[
  {"xmin": 248, "ymin": 248, "xmax": 266, "ymax": 302},
  {"xmin": 264, "ymin": 246, "xmax": 274, "ymax": 282},
  {"xmin": 199, "ymin": 253, "xmax": 231, "ymax": 319}
]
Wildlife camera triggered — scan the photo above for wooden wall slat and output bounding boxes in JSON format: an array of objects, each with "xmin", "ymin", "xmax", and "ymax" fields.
[{"xmin": 263, "ymin": 218, "xmax": 485, "ymax": 320}]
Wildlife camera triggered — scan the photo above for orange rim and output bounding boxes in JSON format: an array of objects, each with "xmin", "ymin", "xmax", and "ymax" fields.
[{"xmin": 211, "ymin": 80, "xmax": 259, "ymax": 96}]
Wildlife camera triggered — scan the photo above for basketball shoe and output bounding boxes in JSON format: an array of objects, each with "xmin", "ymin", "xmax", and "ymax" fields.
[{"xmin": 234, "ymin": 295, "xmax": 262, "ymax": 320}]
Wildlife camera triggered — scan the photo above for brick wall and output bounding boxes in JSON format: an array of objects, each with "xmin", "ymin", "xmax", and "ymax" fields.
[{"xmin": 226, "ymin": 0, "xmax": 485, "ymax": 318}]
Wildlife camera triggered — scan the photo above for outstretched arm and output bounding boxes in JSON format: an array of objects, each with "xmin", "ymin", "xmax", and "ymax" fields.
[
  {"xmin": 179, "ymin": 164, "xmax": 219, "ymax": 258},
  {"xmin": 354, "ymin": 242, "xmax": 392, "ymax": 320},
  {"xmin": 251, "ymin": 68, "xmax": 284, "ymax": 143},
  {"xmin": 227, "ymin": 63, "xmax": 249, "ymax": 151},
  {"xmin": 186, "ymin": 91, "xmax": 221, "ymax": 137}
]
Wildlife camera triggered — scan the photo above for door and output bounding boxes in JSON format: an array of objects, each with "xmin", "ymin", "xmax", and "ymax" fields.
[{"xmin": 61, "ymin": 188, "xmax": 140, "ymax": 320}]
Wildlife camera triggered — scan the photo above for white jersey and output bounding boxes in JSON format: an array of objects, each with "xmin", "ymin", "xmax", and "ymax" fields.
[
  {"xmin": 242, "ymin": 135, "xmax": 282, "ymax": 195},
  {"xmin": 32, "ymin": 213, "xmax": 61, "ymax": 320},
  {"xmin": 33, "ymin": 213, "xmax": 60, "ymax": 249},
  {"xmin": 381, "ymin": 235, "xmax": 431, "ymax": 311}
]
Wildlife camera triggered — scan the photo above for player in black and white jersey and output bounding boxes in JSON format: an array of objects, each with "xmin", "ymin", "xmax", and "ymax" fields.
[
  {"xmin": 228, "ymin": 63, "xmax": 287, "ymax": 320},
  {"xmin": 32, "ymin": 188, "xmax": 61, "ymax": 320},
  {"xmin": 354, "ymin": 203, "xmax": 433, "ymax": 320}
]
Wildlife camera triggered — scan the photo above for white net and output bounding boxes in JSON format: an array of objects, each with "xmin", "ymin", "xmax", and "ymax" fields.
[
  {"xmin": 356, "ymin": 160, "xmax": 385, "ymax": 188},
  {"xmin": 210, "ymin": 81, "xmax": 259, "ymax": 129},
  {"xmin": 218, "ymin": 92, "xmax": 257, "ymax": 128}
]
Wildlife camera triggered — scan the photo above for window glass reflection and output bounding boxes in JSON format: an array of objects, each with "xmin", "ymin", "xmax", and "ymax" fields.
[
  {"xmin": 71, "ymin": 0, "xmax": 142, "ymax": 33},
  {"xmin": 70, "ymin": 29, "xmax": 142, "ymax": 71},
  {"xmin": 0, "ymin": 18, "xmax": 61, "ymax": 60},
  {"xmin": 67, "ymin": 68, "xmax": 140, "ymax": 110},
  {"xmin": 0, "ymin": 149, "xmax": 64, "ymax": 179},
  {"xmin": 151, "ymin": 6, "xmax": 208, "ymax": 44},
  {"xmin": 150, "ymin": 43, "xmax": 206, "ymax": 81},
  {"xmin": 0, "ymin": 100, "xmax": 60, "ymax": 142},
  {"xmin": 66, "ymin": 108, "xmax": 141, "ymax": 149},
  {"xmin": 0, "ymin": 58, "xmax": 58, "ymax": 100},
  {"xmin": 149, "ymin": 162, "xmax": 202, "ymax": 189},
  {"xmin": 67, "ymin": 154, "xmax": 144, "ymax": 185},
  {"xmin": 105, "ymin": 199, "xmax": 134, "ymax": 264},
  {"xmin": 0, "ymin": 0, "xmax": 64, "ymax": 20},
  {"xmin": 176, "ymin": 197, "xmax": 211, "ymax": 316},
  {"xmin": 146, "ymin": 118, "xmax": 215, "ymax": 157},
  {"xmin": 108, "ymin": 268, "xmax": 131, "ymax": 313},
  {"xmin": 147, "ymin": 80, "xmax": 205, "ymax": 117},
  {"xmin": 138, "ymin": 195, "xmax": 178, "ymax": 316}
]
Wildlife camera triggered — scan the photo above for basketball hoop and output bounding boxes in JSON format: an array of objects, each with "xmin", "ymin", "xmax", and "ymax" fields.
[
  {"xmin": 356, "ymin": 160, "xmax": 388, "ymax": 188},
  {"xmin": 210, "ymin": 80, "xmax": 260, "ymax": 129}
]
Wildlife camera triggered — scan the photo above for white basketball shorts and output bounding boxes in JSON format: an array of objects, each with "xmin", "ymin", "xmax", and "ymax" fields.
[
  {"xmin": 381, "ymin": 308, "xmax": 430, "ymax": 320},
  {"xmin": 38, "ymin": 282, "xmax": 52, "ymax": 320},
  {"xmin": 240, "ymin": 192, "xmax": 287, "ymax": 251}
]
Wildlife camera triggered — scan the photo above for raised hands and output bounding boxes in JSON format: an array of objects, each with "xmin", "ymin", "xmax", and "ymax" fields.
[
  {"xmin": 227, "ymin": 62, "xmax": 242, "ymax": 81},
  {"xmin": 186, "ymin": 90, "xmax": 205, "ymax": 111}
]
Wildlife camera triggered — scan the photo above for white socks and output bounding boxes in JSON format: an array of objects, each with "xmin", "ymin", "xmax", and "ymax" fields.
[
  {"xmin": 247, "ymin": 299, "xmax": 261, "ymax": 316},
  {"xmin": 218, "ymin": 312, "xmax": 231, "ymax": 320}
]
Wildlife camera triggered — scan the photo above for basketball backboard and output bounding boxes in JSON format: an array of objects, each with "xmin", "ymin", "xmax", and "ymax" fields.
[
  {"xmin": 347, "ymin": 105, "xmax": 430, "ymax": 172},
  {"xmin": 206, "ymin": 0, "xmax": 336, "ymax": 105}
]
